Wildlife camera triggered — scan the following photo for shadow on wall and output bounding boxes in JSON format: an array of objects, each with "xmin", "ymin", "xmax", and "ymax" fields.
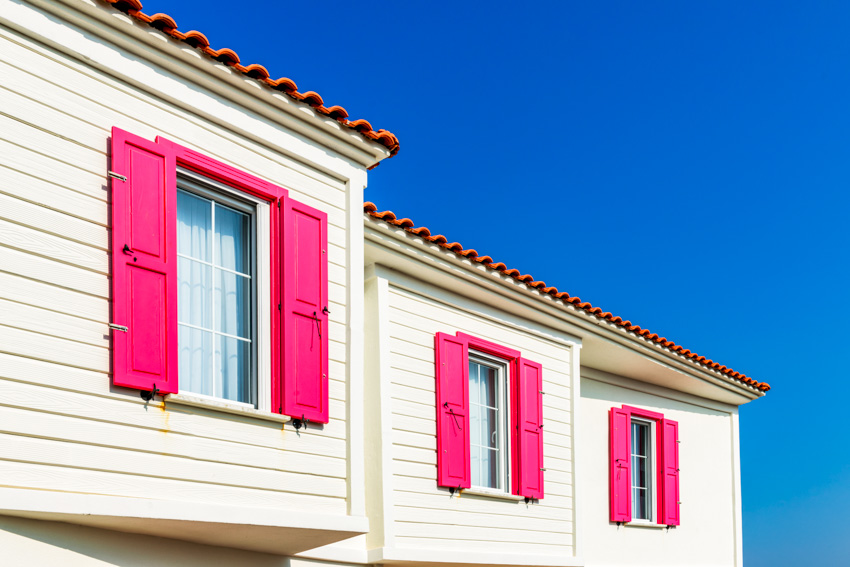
[{"xmin": 0, "ymin": 516, "xmax": 300, "ymax": 567}]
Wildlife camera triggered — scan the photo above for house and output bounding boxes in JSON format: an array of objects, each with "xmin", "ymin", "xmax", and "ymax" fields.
[{"xmin": 0, "ymin": 1, "xmax": 769, "ymax": 566}]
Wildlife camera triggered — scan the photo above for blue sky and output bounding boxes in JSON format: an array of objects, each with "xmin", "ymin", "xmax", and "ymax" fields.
[{"xmin": 141, "ymin": 1, "xmax": 849, "ymax": 562}]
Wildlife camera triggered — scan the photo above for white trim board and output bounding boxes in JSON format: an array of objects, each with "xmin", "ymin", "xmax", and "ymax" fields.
[{"xmin": 0, "ymin": 487, "xmax": 369, "ymax": 556}]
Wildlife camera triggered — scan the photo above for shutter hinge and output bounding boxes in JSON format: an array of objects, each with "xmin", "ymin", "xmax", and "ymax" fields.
[
  {"xmin": 278, "ymin": 200, "xmax": 281, "ymax": 208},
  {"xmin": 539, "ymin": 390, "xmax": 545, "ymax": 394},
  {"xmin": 108, "ymin": 323, "xmax": 129, "ymax": 332},
  {"xmin": 540, "ymin": 468, "xmax": 547, "ymax": 471},
  {"xmin": 107, "ymin": 171, "xmax": 127, "ymax": 182},
  {"xmin": 278, "ymin": 303, "xmax": 281, "ymax": 310}
]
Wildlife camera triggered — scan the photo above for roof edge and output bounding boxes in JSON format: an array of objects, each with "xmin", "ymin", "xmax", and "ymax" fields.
[
  {"xmin": 364, "ymin": 202, "xmax": 770, "ymax": 394},
  {"xmin": 98, "ymin": 0, "xmax": 399, "ymax": 159}
]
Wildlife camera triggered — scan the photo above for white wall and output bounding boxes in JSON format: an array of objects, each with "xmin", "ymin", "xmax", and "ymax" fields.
[
  {"xmin": 366, "ymin": 270, "xmax": 577, "ymax": 562},
  {"xmin": 0, "ymin": 0, "xmax": 365, "ymax": 520},
  {"xmin": 580, "ymin": 371, "xmax": 741, "ymax": 567}
]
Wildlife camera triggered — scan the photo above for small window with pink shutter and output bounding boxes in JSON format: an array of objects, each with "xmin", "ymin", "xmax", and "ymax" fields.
[
  {"xmin": 435, "ymin": 331, "xmax": 544, "ymax": 500},
  {"xmin": 609, "ymin": 404, "xmax": 680, "ymax": 526}
]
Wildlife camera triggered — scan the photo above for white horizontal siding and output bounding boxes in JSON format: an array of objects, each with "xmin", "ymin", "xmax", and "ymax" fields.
[
  {"xmin": 385, "ymin": 284, "xmax": 574, "ymax": 555},
  {"xmin": 0, "ymin": 15, "xmax": 355, "ymax": 516}
]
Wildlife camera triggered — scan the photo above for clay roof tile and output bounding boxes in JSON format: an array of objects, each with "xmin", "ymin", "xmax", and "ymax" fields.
[{"xmin": 97, "ymin": 0, "xmax": 399, "ymax": 158}]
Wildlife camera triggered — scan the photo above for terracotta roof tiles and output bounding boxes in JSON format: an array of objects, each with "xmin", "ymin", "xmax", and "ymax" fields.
[
  {"xmin": 364, "ymin": 202, "xmax": 770, "ymax": 393},
  {"xmin": 100, "ymin": 0, "xmax": 400, "ymax": 158}
]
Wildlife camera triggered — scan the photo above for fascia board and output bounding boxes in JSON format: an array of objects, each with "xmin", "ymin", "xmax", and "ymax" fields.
[{"xmin": 365, "ymin": 217, "xmax": 763, "ymax": 403}]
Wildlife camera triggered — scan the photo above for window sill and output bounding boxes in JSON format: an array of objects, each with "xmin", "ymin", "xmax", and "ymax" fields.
[
  {"xmin": 625, "ymin": 520, "xmax": 667, "ymax": 529},
  {"xmin": 462, "ymin": 488, "xmax": 525, "ymax": 501},
  {"xmin": 165, "ymin": 393, "xmax": 291, "ymax": 424}
]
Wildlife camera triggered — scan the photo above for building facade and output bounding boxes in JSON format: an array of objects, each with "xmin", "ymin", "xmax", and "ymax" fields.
[{"xmin": 0, "ymin": 1, "xmax": 768, "ymax": 566}]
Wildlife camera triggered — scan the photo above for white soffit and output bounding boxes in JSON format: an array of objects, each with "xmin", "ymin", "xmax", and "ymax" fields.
[{"xmin": 0, "ymin": 488, "xmax": 369, "ymax": 556}]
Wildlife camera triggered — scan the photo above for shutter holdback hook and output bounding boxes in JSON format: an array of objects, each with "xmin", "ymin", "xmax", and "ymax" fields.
[{"xmin": 140, "ymin": 383, "xmax": 160, "ymax": 402}]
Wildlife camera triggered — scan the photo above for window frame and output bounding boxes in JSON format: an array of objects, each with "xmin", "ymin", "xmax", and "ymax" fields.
[
  {"xmin": 629, "ymin": 416, "xmax": 657, "ymax": 523},
  {"xmin": 160, "ymin": 139, "xmax": 286, "ymax": 412},
  {"xmin": 611, "ymin": 404, "xmax": 675, "ymax": 526},
  {"xmin": 467, "ymin": 349, "xmax": 511, "ymax": 494},
  {"xmin": 175, "ymin": 170, "xmax": 268, "ymax": 410}
]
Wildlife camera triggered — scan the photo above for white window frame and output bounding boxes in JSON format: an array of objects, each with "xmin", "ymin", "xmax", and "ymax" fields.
[
  {"xmin": 629, "ymin": 416, "xmax": 658, "ymax": 524},
  {"xmin": 176, "ymin": 169, "xmax": 272, "ymax": 412},
  {"xmin": 468, "ymin": 349, "xmax": 511, "ymax": 494}
]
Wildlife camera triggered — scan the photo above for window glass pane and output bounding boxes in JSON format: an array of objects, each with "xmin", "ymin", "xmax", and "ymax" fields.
[
  {"xmin": 470, "ymin": 444, "xmax": 481, "ymax": 488},
  {"xmin": 215, "ymin": 334, "xmax": 250, "ymax": 403},
  {"xmin": 482, "ymin": 366, "xmax": 497, "ymax": 407},
  {"xmin": 179, "ymin": 325, "xmax": 212, "ymax": 396},
  {"xmin": 481, "ymin": 447, "xmax": 495, "ymax": 489},
  {"xmin": 215, "ymin": 204, "xmax": 250, "ymax": 274},
  {"xmin": 469, "ymin": 360, "xmax": 479, "ymax": 405},
  {"xmin": 178, "ymin": 257, "xmax": 212, "ymax": 328},
  {"xmin": 484, "ymin": 408, "xmax": 498, "ymax": 448},
  {"xmin": 215, "ymin": 269, "xmax": 250, "ymax": 338},
  {"xmin": 177, "ymin": 191, "xmax": 211, "ymax": 261}
]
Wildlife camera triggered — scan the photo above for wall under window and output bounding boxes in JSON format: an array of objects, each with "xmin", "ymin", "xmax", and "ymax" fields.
[{"xmin": 580, "ymin": 370, "xmax": 741, "ymax": 566}]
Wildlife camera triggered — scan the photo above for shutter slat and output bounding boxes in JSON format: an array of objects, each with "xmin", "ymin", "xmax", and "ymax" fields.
[
  {"xmin": 110, "ymin": 127, "xmax": 178, "ymax": 394},
  {"xmin": 661, "ymin": 418, "xmax": 680, "ymax": 525},
  {"xmin": 280, "ymin": 196, "xmax": 329, "ymax": 423},
  {"xmin": 516, "ymin": 357, "xmax": 544, "ymax": 499},
  {"xmin": 610, "ymin": 407, "xmax": 631, "ymax": 522},
  {"xmin": 435, "ymin": 332, "xmax": 470, "ymax": 489}
]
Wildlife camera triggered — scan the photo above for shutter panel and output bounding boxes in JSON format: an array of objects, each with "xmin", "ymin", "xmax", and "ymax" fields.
[
  {"xmin": 610, "ymin": 407, "xmax": 632, "ymax": 522},
  {"xmin": 660, "ymin": 418, "xmax": 680, "ymax": 525},
  {"xmin": 515, "ymin": 358, "xmax": 544, "ymax": 499},
  {"xmin": 435, "ymin": 332, "xmax": 471, "ymax": 489},
  {"xmin": 110, "ymin": 127, "xmax": 178, "ymax": 394},
  {"xmin": 280, "ymin": 196, "xmax": 329, "ymax": 423}
]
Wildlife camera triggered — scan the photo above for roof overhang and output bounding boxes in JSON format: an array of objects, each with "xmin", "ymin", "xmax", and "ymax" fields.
[
  {"xmin": 365, "ymin": 216, "xmax": 764, "ymax": 406},
  {"xmin": 3, "ymin": 0, "xmax": 392, "ymax": 171}
]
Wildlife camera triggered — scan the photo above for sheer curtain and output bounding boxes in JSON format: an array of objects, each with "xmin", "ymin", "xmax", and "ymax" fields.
[{"xmin": 177, "ymin": 189, "xmax": 251, "ymax": 403}]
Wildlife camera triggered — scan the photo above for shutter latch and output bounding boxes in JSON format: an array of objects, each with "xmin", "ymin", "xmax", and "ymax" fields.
[
  {"xmin": 108, "ymin": 323, "xmax": 129, "ymax": 332},
  {"xmin": 107, "ymin": 171, "xmax": 127, "ymax": 182}
]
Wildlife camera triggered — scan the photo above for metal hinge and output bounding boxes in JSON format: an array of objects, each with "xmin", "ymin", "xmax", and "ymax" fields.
[
  {"xmin": 107, "ymin": 171, "xmax": 127, "ymax": 182},
  {"xmin": 108, "ymin": 323, "xmax": 129, "ymax": 332}
]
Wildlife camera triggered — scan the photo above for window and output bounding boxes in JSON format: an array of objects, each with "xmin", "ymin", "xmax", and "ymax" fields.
[
  {"xmin": 610, "ymin": 405, "xmax": 680, "ymax": 526},
  {"xmin": 176, "ymin": 183, "xmax": 256, "ymax": 406},
  {"xmin": 434, "ymin": 331, "xmax": 544, "ymax": 499},
  {"xmin": 109, "ymin": 127, "xmax": 330, "ymax": 423},
  {"xmin": 630, "ymin": 418, "xmax": 653, "ymax": 521},
  {"xmin": 468, "ymin": 352, "xmax": 509, "ymax": 492}
]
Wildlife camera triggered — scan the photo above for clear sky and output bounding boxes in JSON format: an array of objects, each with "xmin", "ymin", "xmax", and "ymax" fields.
[{"xmin": 140, "ymin": 1, "xmax": 849, "ymax": 563}]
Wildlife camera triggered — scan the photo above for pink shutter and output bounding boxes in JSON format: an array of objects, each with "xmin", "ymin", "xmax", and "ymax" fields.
[
  {"xmin": 280, "ymin": 196, "xmax": 329, "ymax": 423},
  {"xmin": 435, "ymin": 332, "xmax": 471, "ymax": 489},
  {"xmin": 610, "ymin": 407, "xmax": 632, "ymax": 522},
  {"xmin": 660, "ymin": 418, "xmax": 680, "ymax": 525},
  {"xmin": 110, "ymin": 127, "xmax": 178, "ymax": 394},
  {"xmin": 515, "ymin": 358, "xmax": 544, "ymax": 499}
]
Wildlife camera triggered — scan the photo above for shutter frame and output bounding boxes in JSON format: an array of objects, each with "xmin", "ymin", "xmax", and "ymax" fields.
[
  {"xmin": 515, "ymin": 357, "xmax": 544, "ymax": 499},
  {"xmin": 280, "ymin": 196, "xmax": 329, "ymax": 423},
  {"xmin": 610, "ymin": 407, "xmax": 632, "ymax": 522},
  {"xmin": 660, "ymin": 418, "xmax": 680, "ymax": 525},
  {"xmin": 435, "ymin": 332, "xmax": 471, "ymax": 489},
  {"xmin": 110, "ymin": 127, "xmax": 178, "ymax": 394}
]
